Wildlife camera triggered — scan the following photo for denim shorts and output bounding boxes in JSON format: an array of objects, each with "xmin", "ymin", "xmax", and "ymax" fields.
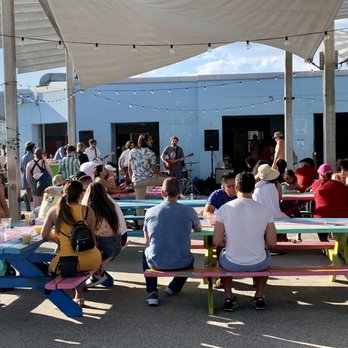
[
  {"xmin": 96, "ymin": 235, "xmax": 122, "ymax": 260},
  {"xmin": 219, "ymin": 248, "xmax": 271, "ymax": 272}
]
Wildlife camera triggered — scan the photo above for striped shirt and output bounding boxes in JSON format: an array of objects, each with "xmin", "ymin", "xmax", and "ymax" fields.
[{"xmin": 59, "ymin": 156, "xmax": 80, "ymax": 179}]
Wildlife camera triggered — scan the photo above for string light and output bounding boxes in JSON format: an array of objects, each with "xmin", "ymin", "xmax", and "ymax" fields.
[
  {"xmin": 246, "ymin": 40, "xmax": 251, "ymax": 50},
  {"xmin": 207, "ymin": 43, "xmax": 213, "ymax": 52},
  {"xmin": 169, "ymin": 44, "xmax": 175, "ymax": 54},
  {"xmin": 57, "ymin": 40, "xmax": 63, "ymax": 49},
  {"xmin": 324, "ymin": 31, "xmax": 329, "ymax": 41},
  {"xmin": 131, "ymin": 44, "xmax": 138, "ymax": 53},
  {"xmin": 284, "ymin": 36, "xmax": 290, "ymax": 46},
  {"xmin": 93, "ymin": 43, "xmax": 99, "ymax": 51},
  {"xmin": 20, "ymin": 37, "xmax": 24, "ymax": 46}
]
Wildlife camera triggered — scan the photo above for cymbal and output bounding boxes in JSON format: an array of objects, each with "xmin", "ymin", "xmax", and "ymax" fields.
[{"xmin": 185, "ymin": 162, "xmax": 199, "ymax": 165}]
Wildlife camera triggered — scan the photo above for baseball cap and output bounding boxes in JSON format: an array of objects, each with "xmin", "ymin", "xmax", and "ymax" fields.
[
  {"xmin": 52, "ymin": 174, "xmax": 66, "ymax": 186},
  {"xmin": 105, "ymin": 164, "xmax": 117, "ymax": 172},
  {"xmin": 317, "ymin": 163, "xmax": 332, "ymax": 175},
  {"xmin": 272, "ymin": 131, "xmax": 284, "ymax": 138}
]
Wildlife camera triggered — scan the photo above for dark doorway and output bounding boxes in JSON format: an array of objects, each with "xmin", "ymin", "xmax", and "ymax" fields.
[
  {"xmin": 222, "ymin": 115, "xmax": 284, "ymax": 173},
  {"xmin": 314, "ymin": 112, "xmax": 348, "ymax": 165},
  {"xmin": 79, "ymin": 130, "xmax": 94, "ymax": 146},
  {"xmin": 114, "ymin": 122, "xmax": 160, "ymax": 158},
  {"xmin": 43, "ymin": 123, "xmax": 67, "ymax": 158}
]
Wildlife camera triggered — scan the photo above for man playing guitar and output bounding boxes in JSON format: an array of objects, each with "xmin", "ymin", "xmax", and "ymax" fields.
[{"xmin": 161, "ymin": 136, "xmax": 185, "ymax": 184}]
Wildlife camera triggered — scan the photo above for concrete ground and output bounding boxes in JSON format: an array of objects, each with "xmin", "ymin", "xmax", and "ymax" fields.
[{"xmin": 1, "ymin": 235, "xmax": 348, "ymax": 348}]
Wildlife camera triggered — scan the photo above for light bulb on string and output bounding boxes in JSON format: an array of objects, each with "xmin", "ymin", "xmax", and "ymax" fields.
[
  {"xmin": 246, "ymin": 40, "xmax": 251, "ymax": 50},
  {"xmin": 150, "ymin": 90, "xmax": 154, "ymax": 94},
  {"xmin": 324, "ymin": 31, "xmax": 329, "ymax": 41},
  {"xmin": 131, "ymin": 44, "xmax": 138, "ymax": 53},
  {"xmin": 133, "ymin": 90, "xmax": 136, "ymax": 95},
  {"xmin": 20, "ymin": 37, "xmax": 25, "ymax": 46},
  {"xmin": 97, "ymin": 90, "xmax": 101, "ymax": 95},
  {"xmin": 93, "ymin": 43, "xmax": 99, "ymax": 51},
  {"xmin": 284, "ymin": 36, "xmax": 290, "ymax": 46},
  {"xmin": 115, "ymin": 90, "xmax": 119, "ymax": 95},
  {"xmin": 207, "ymin": 43, "xmax": 213, "ymax": 52},
  {"xmin": 169, "ymin": 45, "xmax": 175, "ymax": 54},
  {"xmin": 57, "ymin": 40, "xmax": 63, "ymax": 49}
]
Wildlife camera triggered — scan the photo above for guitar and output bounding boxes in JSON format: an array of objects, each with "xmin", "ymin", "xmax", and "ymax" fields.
[
  {"xmin": 93, "ymin": 151, "xmax": 115, "ymax": 163},
  {"xmin": 163, "ymin": 153, "xmax": 193, "ymax": 171}
]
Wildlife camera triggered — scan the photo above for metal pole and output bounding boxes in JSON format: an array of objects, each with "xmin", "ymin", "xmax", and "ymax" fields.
[
  {"xmin": 284, "ymin": 51, "xmax": 293, "ymax": 169},
  {"xmin": 1, "ymin": 0, "xmax": 20, "ymax": 221},
  {"xmin": 323, "ymin": 24, "xmax": 336, "ymax": 167},
  {"xmin": 66, "ymin": 51, "xmax": 76, "ymax": 146}
]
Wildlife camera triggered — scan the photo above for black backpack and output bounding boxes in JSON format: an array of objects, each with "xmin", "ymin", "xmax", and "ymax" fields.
[{"xmin": 60, "ymin": 207, "xmax": 95, "ymax": 252}]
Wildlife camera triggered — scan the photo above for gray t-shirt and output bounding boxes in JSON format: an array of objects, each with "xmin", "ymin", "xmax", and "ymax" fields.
[{"xmin": 144, "ymin": 201, "xmax": 200, "ymax": 270}]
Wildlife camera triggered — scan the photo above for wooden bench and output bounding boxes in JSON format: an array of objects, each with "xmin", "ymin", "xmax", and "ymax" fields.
[
  {"xmin": 271, "ymin": 241, "xmax": 335, "ymax": 250},
  {"xmin": 45, "ymin": 256, "xmax": 114, "ymax": 291},
  {"xmin": 144, "ymin": 264, "xmax": 348, "ymax": 314}
]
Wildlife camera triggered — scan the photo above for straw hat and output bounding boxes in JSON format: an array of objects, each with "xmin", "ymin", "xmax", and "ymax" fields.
[
  {"xmin": 272, "ymin": 131, "xmax": 284, "ymax": 138},
  {"xmin": 255, "ymin": 164, "xmax": 280, "ymax": 181},
  {"xmin": 105, "ymin": 164, "xmax": 116, "ymax": 172}
]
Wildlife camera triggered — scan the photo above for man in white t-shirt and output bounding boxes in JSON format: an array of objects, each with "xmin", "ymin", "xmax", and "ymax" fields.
[
  {"xmin": 84, "ymin": 139, "xmax": 101, "ymax": 162},
  {"xmin": 214, "ymin": 172, "xmax": 277, "ymax": 312}
]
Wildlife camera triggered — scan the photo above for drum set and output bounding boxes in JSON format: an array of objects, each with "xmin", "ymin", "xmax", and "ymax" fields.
[{"xmin": 181, "ymin": 162, "xmax": 200, "ymax": 195}]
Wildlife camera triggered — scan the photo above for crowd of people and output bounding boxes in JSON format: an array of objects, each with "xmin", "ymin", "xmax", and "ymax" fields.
[{"xmin": 1, "ymin": 130, "xmax": 347, "ymax": 311}]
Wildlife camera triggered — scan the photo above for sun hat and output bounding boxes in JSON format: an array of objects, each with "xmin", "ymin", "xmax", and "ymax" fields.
[
  {"xmin": 105, "ymin": 164, "xmax": 117, "ymax": 172},
  {"xmin": 272, "ymin": 131, "xmax": 284, "ymax": 138},
  {"xmin": 317, "ymin": 163, "xmax": 332, "ymax": 175},
  {"xmin": 255, "ymin": 164, "xmax": 280, "ymax": 181},
  {"xmin": 52, "ymin": 174, "xmax": 66, "ymax": 186}
]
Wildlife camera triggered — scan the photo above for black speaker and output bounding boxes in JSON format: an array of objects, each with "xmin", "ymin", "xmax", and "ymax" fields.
[{"xmin": 204, "ymin": 130, "xmax": 219, "ymax": 151}]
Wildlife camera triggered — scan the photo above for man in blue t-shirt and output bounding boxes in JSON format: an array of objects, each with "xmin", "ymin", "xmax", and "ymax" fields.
[
  {"xmin": 203, "ymin": 172, "xmax": 236, "ymax": 289},
  {"xmin": 203, "ymin": 172, "xmax": 237, "ymax": 221},
  {"xmin": 143, "ymin": 177, "xmax": 201, "ymax": 306}
]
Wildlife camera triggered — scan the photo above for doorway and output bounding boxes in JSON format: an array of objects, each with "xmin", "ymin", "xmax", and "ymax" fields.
[{"xmin": 222, "ymin": 115, "xmax": 284, "ymax": 173}]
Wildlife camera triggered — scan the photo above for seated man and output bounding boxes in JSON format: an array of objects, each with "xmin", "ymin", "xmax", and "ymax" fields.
[
  {"xmin": 143, "ymin": 177, "xmax": 201, "ymax": 306},
  {"xmin": 203, "ymin": 172, "xmax": 236, "ymax": 221},
  {"xmin": 203, "ymin": 172, "xmax": 236, "ymax": 289},
  {"xmin": 214, "ymin": 172, "xmax": 277, "ymax": 311}
]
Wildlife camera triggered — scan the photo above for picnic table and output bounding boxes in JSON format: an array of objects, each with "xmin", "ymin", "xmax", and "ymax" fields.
[{"xmin": 281, "ymin": 192, "xmax": 314, "ymax": 201}]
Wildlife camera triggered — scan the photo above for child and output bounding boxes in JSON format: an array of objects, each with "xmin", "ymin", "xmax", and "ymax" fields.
[{"xmin": 281, "ymin": 170, "xmax": 303, "ymax": 241}]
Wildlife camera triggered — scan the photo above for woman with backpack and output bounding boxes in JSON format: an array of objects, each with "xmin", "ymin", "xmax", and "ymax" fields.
[
  {"xmin": 83, "ymin": 181, "xmax": 127, "ymax": 287},
  {"xmin": 41, "ymin": 180, "xmax": 102, "ymax": 306},
  {"xmin": 25, "ymin": 148, "xmax": 53, "ymax": 209}
]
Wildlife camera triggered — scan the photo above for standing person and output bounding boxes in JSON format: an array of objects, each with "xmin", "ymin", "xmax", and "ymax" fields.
[
  {"xmin": 214, "ymin": 172, "xmax": 277, "ymax": 311},
  {"xmin": 143, "ymin": 177, "xmax": 201, "ymax": 306},
  {"xmin": 84, "ymin": 139, "xmax": 101, "ymax": 163},
  {"xmin": 295, "ymin": 157, "xmax": 318, "ymax": 191},
  {"xmin": 129, "ymin": 133, "xmax": 167, "ymax": 217},
  {"xmin": 53, "ymin": 144, "xmax": 67, "ymax": 161},
  {"xmin": 161, "ymin": 136, "xmax": 185, "ymax": 183},
  {"xmin": 272, "ymin": 131, "xmax": 285, "ymax": 169},
  {"xmin": 312, "ymin": 163, "xmax": 348, "ymax": 242},
  {"xmin": 41, "ymin": 181, "xmax": 102, "ymax": 306},
  {"xmin": 118, "ymin": 140, "xmax": 135, "ymax": 180},
  {"xmin": 76, "ymin": 142, "xmax": 89, "ymax": 165},
  {"xmin": 20, "ymin": 141, "xmax": 35, "ymax": 204},
  {"xmin": 26, "ymin": 148, "xmax": 53, "ymax": 208},
  {"xmin": 59, "ymin": 145, "xmax": 80, "ymax": 180}
]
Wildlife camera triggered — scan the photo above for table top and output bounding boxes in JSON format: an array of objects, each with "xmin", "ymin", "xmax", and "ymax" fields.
[
  {"xmin": 281, "ymin": 192, "xmax": 314, "ymax": 201},
  {"xmin": 194, "ymin": 217, "xmax": 348, "ymax": 236},
  {"xmin": 117, "ymin": 198, "xmax": 207, "ymax": 210}
]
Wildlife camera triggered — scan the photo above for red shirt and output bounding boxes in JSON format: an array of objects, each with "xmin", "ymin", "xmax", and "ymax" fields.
[
  {"xmin": 295, "ymin": 166, "xmax": 318, "ymax": 191},
  {"xmin": 312, "ymin": 179, "xmax": 348, "ymax": 218}
]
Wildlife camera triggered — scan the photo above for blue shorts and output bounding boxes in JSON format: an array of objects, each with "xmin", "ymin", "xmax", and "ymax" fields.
[
  {"xmin": 96, "ymin": 235, "xmax": 122, "ymax": 260},
  {"xmin": 219, "ymin": 249, "xmax": 271, "ymax": 272}
]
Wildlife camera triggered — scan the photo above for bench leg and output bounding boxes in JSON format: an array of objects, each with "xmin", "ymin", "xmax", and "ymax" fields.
[
  {"xmin": 41, "ymin": 288, "xmax": 83, "ymax": 317},
  {"xmin": 207, "ymin": 277, "xmax": 214, "ymax": 315}
]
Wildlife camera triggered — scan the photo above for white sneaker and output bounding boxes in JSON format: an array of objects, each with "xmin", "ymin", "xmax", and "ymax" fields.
[{"xmin": 85, "ymin": 272, "xmax": 108, "ymax": 287}]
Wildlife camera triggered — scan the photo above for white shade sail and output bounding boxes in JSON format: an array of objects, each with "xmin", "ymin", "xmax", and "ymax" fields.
[
  {"xmin": 45, "ymin": 0, "xmax": 344, "ymax": 88},
  {"xmin": 1, "ymin": 0, "xmax": 348, "ymax": 87}
]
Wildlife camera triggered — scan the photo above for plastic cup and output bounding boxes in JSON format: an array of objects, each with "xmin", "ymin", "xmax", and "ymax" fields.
[
  {"xmin": 24, "ymin": 214, "xmax": 30, "ymax": 224},
  {"xmin": 33, "ymin": 225, "xmax": 42, "ymax": 235},
  {"xmin": 22, "ymin": 233, "xmax": 32, "ymax": 244}
]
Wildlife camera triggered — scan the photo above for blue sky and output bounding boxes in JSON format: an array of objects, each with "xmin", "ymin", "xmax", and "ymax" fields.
[{"xmin": 1, "ymin": 19, "xmax": 347, "ymax": 90}]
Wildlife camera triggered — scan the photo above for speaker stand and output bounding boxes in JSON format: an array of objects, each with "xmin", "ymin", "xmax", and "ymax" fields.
[{"xmin": 208, "ymin": 149, "xmax": 215, "ymax": 180}]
